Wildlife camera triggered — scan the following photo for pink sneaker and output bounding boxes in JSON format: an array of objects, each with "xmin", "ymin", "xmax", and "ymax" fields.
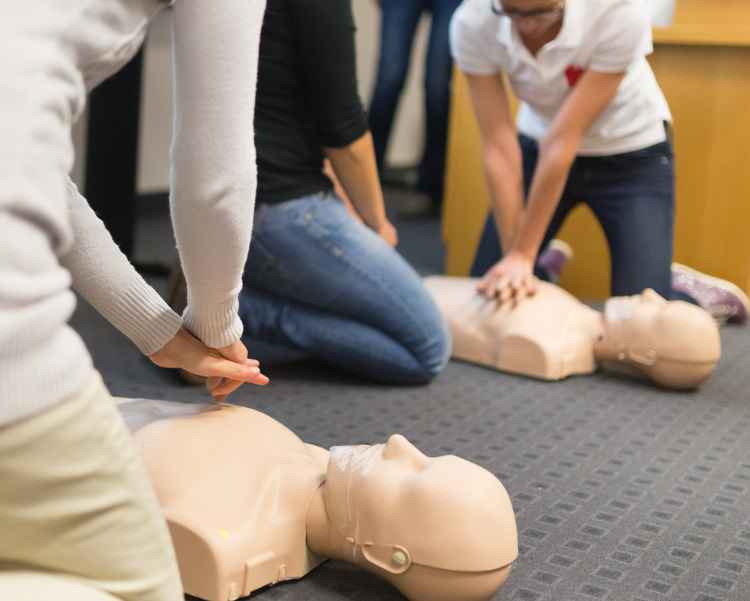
[
  {"xmin": 537, "ymin": 239, "xmax": 573, "ymax": 283},
  {"xmin": 672, "ymin": 263, "xmax": 749, "ymax": 325}
]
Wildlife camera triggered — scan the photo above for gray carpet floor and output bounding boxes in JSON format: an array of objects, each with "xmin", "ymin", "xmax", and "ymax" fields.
[{"xmin": 72, "ymin": 193, "xmax": 750, "ymax": 601}]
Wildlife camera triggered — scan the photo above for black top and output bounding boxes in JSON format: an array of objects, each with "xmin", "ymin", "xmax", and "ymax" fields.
[{"xmin": 254, "ymin": 0, "xmax": 368, "ymax": 204}]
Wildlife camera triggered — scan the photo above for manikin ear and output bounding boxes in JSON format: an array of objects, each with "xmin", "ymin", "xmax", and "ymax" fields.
[
  {"xmin": 361, "ymin": 544, "xmax": 412, "ymax": 574},
  {"xmin": 628, "ymin": 347, "xmax": 657, "ymax": 366}
]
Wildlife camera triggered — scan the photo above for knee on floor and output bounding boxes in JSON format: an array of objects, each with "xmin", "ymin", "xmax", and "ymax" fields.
[{"xmin": 399, "ymin": 320, "xmax": 452, "ymax": 386}]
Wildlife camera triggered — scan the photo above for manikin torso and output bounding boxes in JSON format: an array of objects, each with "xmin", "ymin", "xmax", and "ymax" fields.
[
  {"xmin": 424, "ymin": 277, "xmax": 721, "ymax": 389},
  {"xmin": 425, "ymin": 277, "xmax": 603, "ymax": 380},
  {"xmin": 122, "ymin": 401, "xmax": 327, "ymax": 601}
]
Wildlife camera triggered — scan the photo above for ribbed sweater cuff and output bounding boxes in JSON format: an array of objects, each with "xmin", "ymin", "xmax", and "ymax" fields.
[
  {"xmin": 183, "ymin": 296, "xmax": 244, "ymax": 349},
  {"xmin": 109, "ymin": 280, "xmax": 183, "ymax": 355}
]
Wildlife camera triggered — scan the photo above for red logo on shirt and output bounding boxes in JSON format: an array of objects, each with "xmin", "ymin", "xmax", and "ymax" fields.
[{"xmin": 565, "ymin": 66, "xmax": 585, "ymax": 87}]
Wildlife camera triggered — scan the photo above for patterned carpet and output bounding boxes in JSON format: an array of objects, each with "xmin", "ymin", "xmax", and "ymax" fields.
[
  {"xmin": 71, "ymin": 195, "xmax": 749, "ymax": 601},
  {"xmin": 73, "ymin": 283, "xmax": 750, "ymax": 601}
]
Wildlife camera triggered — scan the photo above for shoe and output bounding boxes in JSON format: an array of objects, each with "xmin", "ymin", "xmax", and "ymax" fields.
[
  {"xmin": 395, "ymin": 191, "xmax": 435, "ymax": 219},
  {"xmin": 672, "ymin": 263, "xmax": 749, "ymax": 325},
  {"xmin": 166, "ymin": 262, "xmax": 207, "ymax": 385},
  {"xmin": 380, "ymin": 165, "xmax": 419, "ymax": 190},
  {"xmin": 537, "ymin": 239, "xmax": 573, "ymax": 283}
]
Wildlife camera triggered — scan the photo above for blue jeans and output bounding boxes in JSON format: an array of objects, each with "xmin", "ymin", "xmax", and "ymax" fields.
[
  {"xmin": 239, "ymin": 193, "xmax": 451, "ymax": 384},
  {"xmin": 368, "ymin": 0, "xmax": 462, "ymax": 206},
  {"xmin": 471, "ymin": 135, "xmax": 694, "ymax": 302}
]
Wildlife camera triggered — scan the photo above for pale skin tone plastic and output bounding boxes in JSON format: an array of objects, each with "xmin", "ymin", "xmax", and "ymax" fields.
[
  {"xmin": 121, "ymin": 401, "xmax": 518, "ymax": 601},
  {"xmin": 424, "ymin": 277, "xmax": 721, "ymax": 389}
]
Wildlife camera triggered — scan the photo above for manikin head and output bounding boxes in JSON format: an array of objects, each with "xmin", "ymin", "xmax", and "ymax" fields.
[
  {"xmin": 322, "ymin": 435, "xmax": 518, "ymax": 601},
  {"xmin": 597, "ymin": 289, "xmax": 721, "ymax": 389}
]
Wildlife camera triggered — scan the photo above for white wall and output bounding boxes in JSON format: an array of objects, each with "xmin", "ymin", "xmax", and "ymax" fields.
[
  {"xmin": 135, "ymin": 12, "xmax": 173, "ymax": 193},
  {"xmin": 126, "ymin": 4, "xmax": 430, "ymax": 193}
]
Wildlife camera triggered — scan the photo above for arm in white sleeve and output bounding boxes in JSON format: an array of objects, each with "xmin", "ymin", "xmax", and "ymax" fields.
[
  {"xmin": 169, "ymin": 0, "xmax": 265, "ymax": 348},
  {"xmin": 60, "ymin": 179, "xmax": 182, "ymax": 355}
]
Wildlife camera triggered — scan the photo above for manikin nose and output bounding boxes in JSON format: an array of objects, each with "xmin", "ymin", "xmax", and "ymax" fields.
[{"xmin": 383, "ymin": 434, "xmax": 429, "ymax": 468}]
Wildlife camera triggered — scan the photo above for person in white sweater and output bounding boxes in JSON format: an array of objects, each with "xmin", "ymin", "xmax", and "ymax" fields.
[{"xmin": 0, "ymin": 1, "xmax": 268, "ymax": 599}]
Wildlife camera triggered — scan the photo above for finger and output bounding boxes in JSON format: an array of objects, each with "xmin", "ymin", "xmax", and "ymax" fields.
[
  {"xmin": 478, "ymin": 268, "xmax": 500, "ymax": 291},
  {"xmin": 497, "ymin": 287, "xmax": 513, "ymax": 305},
  {"xmin": 494, "ymin": 277, "xmax": 511, "ymax": 302},
  {"xmin": 513, "ymin": 276, "xmax": 533, "ymax": 301},
  {"xmin": 509, "ymin": 276, "xmax": 524, "ymax": 296},
  {"xmin": 211, "ymin": 378, "xmax": 245, "ymax": 398},
  {"xmin": 249, "ymin": 372, "xmax": 270, "ymax": 386},
  {"xmin": 513, "ymin": 278, "xmax": 538, "ymax": 308},
  {"xmin": 219, "ymin": 341, "xmax": 249, "ymax": 364},
  {"xmin": 213, "ymin": 370, "xmax": 269, "ymax": 388},
  {"xmin": 206, "ymin": 376, "xmax": 223, "ymax": 392},
  {"xmin": 198, "ymin": 356, "xmax": 261, "ymax": 382},
  {"xmin": 236, "ymin": 343, "xmax": 250, "ymax": 362},
  {"xmin": 526, "ymin": 276, "xmax": 539, "ymax": 295},
  {"xmin": 478, "ymin": 283, "xmax": 494, "ymax": 299}
]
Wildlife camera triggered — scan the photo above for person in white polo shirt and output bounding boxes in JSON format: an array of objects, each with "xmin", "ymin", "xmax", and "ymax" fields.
[{"xmin": 450, "ymin": 0, "xmax": 749, "ymax": 324}]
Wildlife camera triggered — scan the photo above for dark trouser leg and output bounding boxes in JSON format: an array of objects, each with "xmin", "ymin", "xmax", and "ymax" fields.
[
  {"xmin": 582, "ymin": 141, "xmax": 694, "ymax": 302},
  {"xmin": 368, "ymin": 0, "xmax": 425, "ymax": 170},
  {"xmin": 417, "ymin": 0, "xmax": 462, "ymax": 207}
]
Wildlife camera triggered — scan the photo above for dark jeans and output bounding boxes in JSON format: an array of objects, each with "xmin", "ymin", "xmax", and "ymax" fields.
[
  {"xmin": 368, "ymin": 0, "xmax": 462, "ymax": 206},
  {"xmin": 471, "ymin": 134, "xmax": 694, "ymax": 302}
]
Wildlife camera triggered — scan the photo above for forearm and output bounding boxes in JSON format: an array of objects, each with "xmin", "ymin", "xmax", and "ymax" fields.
[
  {"xmin": 170, "ymin": 0, "xmax": 265, "ymax": 348},
  {"xmin": 322, "ymin": 159, "xmax": 362, "ymax": 222},
  {"xmin": 483, "ymin": 141, "xmax": 525, "ymax": 254},
  {"xmin": 512, "ymin": 137, "xmax": 577, "ymax": 260},
  {"xmin": 324, "ymin": 132, "xmax": 386, "ymax": 230},
  {"xmin": 511, "ymin": 69, "xmax": 625, "ymax": 259},
  {"xmin": 61, "ymin": 180, "xmax": 181, "ymax": 355}
]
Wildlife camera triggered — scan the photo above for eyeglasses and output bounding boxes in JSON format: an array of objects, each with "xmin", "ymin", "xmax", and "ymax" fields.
[{"xmin": 491, "ymin": 0, "xmax": 564, "ymax": 21}]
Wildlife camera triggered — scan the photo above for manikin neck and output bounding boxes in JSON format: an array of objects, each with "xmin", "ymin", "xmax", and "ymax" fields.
[
  {"xmin": 592, "ymin": 300, "xmax": 643, "ymax": 362},
  {"xmin": 305, "ymin": 483, "xmax": 358, "ymax": 564}
]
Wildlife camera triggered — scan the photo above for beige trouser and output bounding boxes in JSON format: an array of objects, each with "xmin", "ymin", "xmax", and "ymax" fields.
[
  {"xmin": 0, "ymin": 373, "xmax": 182, "ymax": 601},
  {"xmin": 0, "ymin": 572, "xmax": 120, "ymax": 601}
]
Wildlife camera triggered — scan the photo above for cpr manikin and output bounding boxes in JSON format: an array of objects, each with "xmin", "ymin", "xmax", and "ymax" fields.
[
  {"xmin": 424, "ymin": 277, "xmax": 721, "ymax": 389},
  {"xmin": 118, "ymin": 400, "xmax": 517, "ymax": 601}
]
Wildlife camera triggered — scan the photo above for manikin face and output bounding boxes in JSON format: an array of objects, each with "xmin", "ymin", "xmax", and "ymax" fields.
[
  {"xmin": 601, "ymin": 289, "xmax": 721, "ymax": 388},
  {"xmin": 495, "ymin": 0, "xmax": 565, "ymax": 38},
  {"xmin": 324, "ymin": 435, "xmax": 517, "ymax": 576},
  {"xmin": 604, "ymin": 288, "xmax": 668, "ymax": 325}
]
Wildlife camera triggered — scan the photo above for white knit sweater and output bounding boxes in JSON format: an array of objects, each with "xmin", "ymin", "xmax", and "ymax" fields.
[{"xmin": 0, "ymin": 0, "xmax": 265, "ymax": 425}]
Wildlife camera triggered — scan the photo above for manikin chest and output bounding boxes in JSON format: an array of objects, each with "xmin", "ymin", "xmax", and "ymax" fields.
[{"xmin": 120, "ymin": 400, "xmax": 327, "ymax": 601}]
